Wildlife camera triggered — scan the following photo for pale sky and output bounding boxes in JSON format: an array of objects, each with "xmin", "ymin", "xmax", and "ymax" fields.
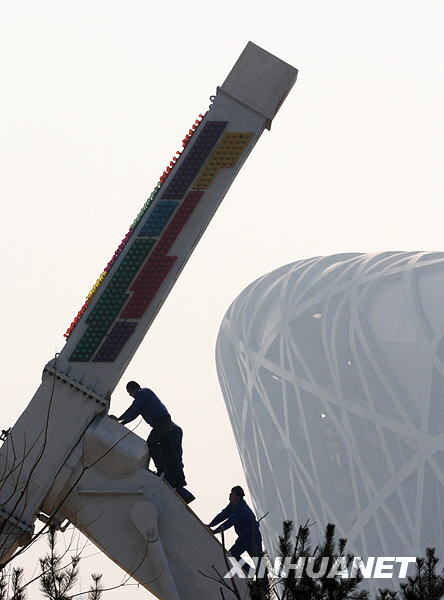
[{"xmin": 1, "ymin": 0, "xmax": 443, "ymax": 597}]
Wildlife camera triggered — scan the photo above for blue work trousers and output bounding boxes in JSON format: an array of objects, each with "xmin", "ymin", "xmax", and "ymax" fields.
[
  {"xmin": 229, "ymin": 536, "xmax": 264, "ymax": 576},
  {"xmin": 147, "ymin": 422, "xmax": 186, "ymax": 488}
]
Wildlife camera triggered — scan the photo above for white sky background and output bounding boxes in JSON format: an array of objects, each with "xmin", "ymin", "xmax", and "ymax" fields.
[{"xmin": 1, "ymin": 0, "xmax": 443, "ymax": 597}]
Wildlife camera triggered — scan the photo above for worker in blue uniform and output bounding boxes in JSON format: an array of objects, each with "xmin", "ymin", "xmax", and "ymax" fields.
[
  {"xmin": 112, "ymin": 381, "xmax": 194, "ymax": 503},
  {"xmin": 208, "ymin": 486, "xmax": 263, "ymax": 569}
]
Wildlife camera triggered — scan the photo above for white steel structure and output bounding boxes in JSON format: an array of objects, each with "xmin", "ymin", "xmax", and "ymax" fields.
[
  {"xmin": 216, "ymin": 251, "xmax": 444, "ymax": 577},
  {"xmin": 0, "ymin": 43, "xmax": 297, "ymax": 600}
]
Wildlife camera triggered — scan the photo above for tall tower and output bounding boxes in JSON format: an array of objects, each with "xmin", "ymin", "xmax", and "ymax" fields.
[{"xmin": 0, "ymin": 43, "xmax": 297, "ymax": 600}]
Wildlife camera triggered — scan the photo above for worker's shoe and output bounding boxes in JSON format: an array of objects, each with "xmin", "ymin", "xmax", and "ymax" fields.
[{"xmin": 175, "ymin": 486, "xmax": 195, "ymax": 504}]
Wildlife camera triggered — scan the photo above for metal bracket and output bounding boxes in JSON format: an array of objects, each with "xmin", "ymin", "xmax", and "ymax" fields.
[
  {"xmin": 0, "ymin": 428, "xmax": 10, "ymax": 442},
  {"xmin": 0, "ymin": 508, "xmax": 33, "ymax": 534},
  {"xmin": 43, "ymin": 364, "xmax": 108, "ymax": 408},
  {"xmin": 147, "ymin": 527, "xmax": 158, "ymax": 542},
  {"xmin": 37, "ymin": 513, "xmax": 71, "ymax": 532},
  {"xmin": 216, "ymin": 86, "xmax": 272, "ymax": 130},
  {"xmin": 77, "ymin": 488, "xmax": 144, "ymax": 495}
]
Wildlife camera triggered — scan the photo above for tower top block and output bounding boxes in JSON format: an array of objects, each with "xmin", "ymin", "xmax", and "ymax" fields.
[{"xmin": 220, "ymin": 41, "xmax": 298, "ymax": 128}]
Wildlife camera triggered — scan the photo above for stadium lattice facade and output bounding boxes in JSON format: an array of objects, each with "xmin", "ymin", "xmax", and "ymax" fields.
[{"xmin": 216, "ymin": 251, "xmax": 444, "ymax": 580}]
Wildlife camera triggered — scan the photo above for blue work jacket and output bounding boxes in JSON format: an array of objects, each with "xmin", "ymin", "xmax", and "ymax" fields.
[
  {"xmin": 209, "ymin": 499, "xmax": 262, "ymax": 544},
  {"xmin": 118, "ymin": 388, "xmax": 169, "ymax": 426}
]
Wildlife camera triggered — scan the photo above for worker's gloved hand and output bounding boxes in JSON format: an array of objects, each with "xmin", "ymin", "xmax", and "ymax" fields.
[{"xmin": 108, "ymin": 415, "xmax": 119, "ymax": 421}]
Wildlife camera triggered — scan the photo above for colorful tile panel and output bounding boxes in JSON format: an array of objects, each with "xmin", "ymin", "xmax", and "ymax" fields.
[
  {"xmin": 194, "ymin": 132, "xmax": 253, "ymax": 189},
  {"xmin": 93, "ymin": 321, "xmax": 138, "ymax": 362},
  {"xmin": 119, "ymin": 254, "xmax": 177, "ymax": 320},
  {"xmin": 120, "ymin": 190, "xmax": 204, "ymax": 320},
  {"xmin": 64, "ymin": 115, "xmax": 205, "ymax": 339},
  {"xmin": 138, "ymin": 201, "xmax": 179, "ymax": 237},
  {"xmin": 67, "ymin": 117, "xmax": 253, "ymax": 363},
  {"xmin": 69, "ymin": 238, "xmax": 155, "ymax": 361},
  {"xmin": 161, "ymin": 122, "xmax": 227, "ymax": 200}
]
